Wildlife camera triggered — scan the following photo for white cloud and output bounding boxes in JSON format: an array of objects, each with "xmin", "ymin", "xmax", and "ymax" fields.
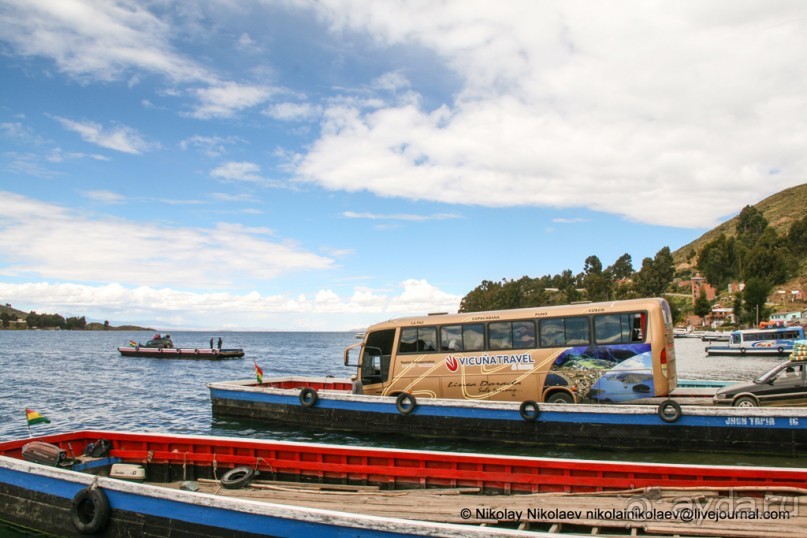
[
  {"xmin": 210, "ymin": 161, "xmax": 266, "ymax": 183},
  {"xmin": 0, "ymin": 0, "xmax": 207, "ymax": 83},
  {"xmin": 342, "ymin": 211, "xmax": 461, "ymax": 222},
  {"xmin": 264, "ymin": 102, "xmax": 323, "ymax": 122},
  {"xmin": 53, "ymin": 116, "xmax": 154, "ymax": 154},
  {"xmin": 190, "ymin": 82, "xmax": 275, "ymax": 119},
  {"xmin": 0, "ymin": 191, "xmax": 333, "ymax": 288},
  {"xmin": 82, "ymin": 190, "xmax": 126, "ymax": 203},
  {"xmin": 0, "ymin": 279, "xmax": 461, "ymax": 330},
  {"xmin": 290, "ymin": 0, "xmax": 807, "ymax": 228}
]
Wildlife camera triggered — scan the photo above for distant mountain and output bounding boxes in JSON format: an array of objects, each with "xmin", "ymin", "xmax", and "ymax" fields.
[{"xmin": 672, "ymin": 183, "xmax": 807, "ymax": 265}]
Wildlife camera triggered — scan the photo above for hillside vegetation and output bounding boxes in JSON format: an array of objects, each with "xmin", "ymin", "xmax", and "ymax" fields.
[{"xmin": 673, "ymin": 183, "xmax": 807, "ymax": 266}]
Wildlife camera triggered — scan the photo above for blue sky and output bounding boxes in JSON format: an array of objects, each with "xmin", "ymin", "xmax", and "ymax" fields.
[{"xmin": 1, "ymin": 1, "xmax": 805, "ymax": 331}]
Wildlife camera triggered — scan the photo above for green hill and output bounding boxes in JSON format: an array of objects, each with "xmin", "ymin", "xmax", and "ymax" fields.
[{"xmin": 673, "ymin": 183, "xmax": 807, "ymax": 265}]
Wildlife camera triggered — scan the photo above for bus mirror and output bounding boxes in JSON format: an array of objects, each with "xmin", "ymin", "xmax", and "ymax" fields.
[{"xmin": 344, "ymin": 342, "xmax": 361, "ymax": 367}]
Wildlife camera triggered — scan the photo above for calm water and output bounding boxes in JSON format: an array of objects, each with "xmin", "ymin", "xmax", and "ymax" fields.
[{"xmin": 0, "ymin": 331, "xmax": 796, "ymax": 467}]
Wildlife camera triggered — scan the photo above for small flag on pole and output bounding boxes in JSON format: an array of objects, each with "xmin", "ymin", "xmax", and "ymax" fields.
[
  {"xmin": 26, "ymin": 408, "xmax": 50, "ymax": 426},
  {"xmin": 129, "ymin": 340, "xmax": 137, "ymax": 347},
  {"xmin": 254, "ymin": 360, "xmax": 263, "ymax": 384}
]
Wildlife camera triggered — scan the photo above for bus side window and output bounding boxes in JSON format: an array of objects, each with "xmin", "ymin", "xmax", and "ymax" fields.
[
  {"xmin": 565, "ymin": 317, "xmax": 590, "ymax": 345},
  {"xmin": 594, "ymin": 315, "xmax": 621, "ymax": 344},
  {"xmin": 463, "ymin": 324, "xmax": 485, "ymax": 351},
  {"xmin": 399, "ymin": 327, "xmax": 418, "ymax": 353},
  {"xmin": 540, "ymin": 319, "xmax": 564, "ymax": 347},
  {"xmin": 441, "ymin": 325, "xmax": 463, "ymax": 351},
  {"xmin": 418, "ymin": 327, "xmax": 437, "ymax": 352},
  {"xmin": 513, "ymin": 321, "xmax": 536, "ymax": 348},
  {"xmin": 489, "ymin": 322, "xmax": 512, "ymax": 350},
  {"xmin": 631, "ymin": 313, "xmax": 646, "ymax": 342}
]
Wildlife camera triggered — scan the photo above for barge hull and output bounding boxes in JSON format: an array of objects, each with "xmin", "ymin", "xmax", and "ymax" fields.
[{"xmin": 209, "ymin": 386, "xmax": 804, "ymax": 456}]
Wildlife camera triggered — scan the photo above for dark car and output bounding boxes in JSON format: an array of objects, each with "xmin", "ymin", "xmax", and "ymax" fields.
[{"xmin": 713, "ymin": 360, "xmax": 807, "ymax": 407}]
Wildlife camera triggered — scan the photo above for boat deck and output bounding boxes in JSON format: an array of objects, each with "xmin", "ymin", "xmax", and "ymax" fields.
[{"xmin": 160, "ymin": 477, "xmax": 807, "ymax": 537}]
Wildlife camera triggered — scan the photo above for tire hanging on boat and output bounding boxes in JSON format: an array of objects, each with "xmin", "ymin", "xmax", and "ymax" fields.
[
  {"xmin": 657, "ymin": 399, "xmax": 682, "ymax": 423},
  {"xmin": 70, "ymin": 486, "xmax": 111, "ymax": 535},
  {"xmin": 299, "ymin": 387, "xmax": 319, "ymax": 408},
  {"xmin": 519, "ymin": 400, "xmax": 540, "ymax": 421},
  {"xmin": 395, "ymin": 392, "xmax": 417, "ymax": 415}
]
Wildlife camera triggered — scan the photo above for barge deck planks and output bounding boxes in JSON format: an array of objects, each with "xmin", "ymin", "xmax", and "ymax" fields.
[{"xmin": 157, "ymin": 479, "xmax": 807, "ymax": 537}]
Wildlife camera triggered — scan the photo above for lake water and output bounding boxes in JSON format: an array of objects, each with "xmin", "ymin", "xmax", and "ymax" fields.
[{"xmin": 0, "ymin": 331, "xmax": 796, "ymax": 467}]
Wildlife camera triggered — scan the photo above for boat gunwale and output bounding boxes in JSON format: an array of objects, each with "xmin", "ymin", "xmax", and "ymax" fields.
[{"xmin": 207, "ymin": 379, "xmax": 807, "ymax": 418}]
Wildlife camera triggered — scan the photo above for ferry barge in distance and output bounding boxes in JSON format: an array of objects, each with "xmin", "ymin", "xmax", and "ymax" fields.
[
  {"xmin": 119, "ymin": 334, "xmax": 244, "ymax": 359},
  {"xmin": 705, "ymin": 325, "xmax": 805, "ymax": 356},
  {"xmin": 2, "ymin": 429, "xmax": 807, "ymax": 537}
]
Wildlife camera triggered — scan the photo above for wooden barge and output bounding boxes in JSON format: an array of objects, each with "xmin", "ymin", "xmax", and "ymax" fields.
[
  {"xmin": 118, "ymin": 346, "xmax": 245, "ymax": 359},
  {"xmin": 2, "ymin": 430, "xmax": 807, "ymax": 537},
  {"xmin": 208, "ymin": 377, "xmax": 807, "ymax": 456}
]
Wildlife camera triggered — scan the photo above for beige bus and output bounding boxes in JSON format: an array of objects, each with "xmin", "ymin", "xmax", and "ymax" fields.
[{"xmin": 344, "ymin": 297, "xmax": 677, "ymax": 405}]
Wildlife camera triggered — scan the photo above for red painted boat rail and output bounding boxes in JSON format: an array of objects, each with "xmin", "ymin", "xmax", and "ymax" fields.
[{"xmin": 2, "ymin": 430, "xmax": 806, "ymax": 494}]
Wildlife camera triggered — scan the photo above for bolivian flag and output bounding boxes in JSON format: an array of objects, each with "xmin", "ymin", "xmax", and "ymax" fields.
[
  {"xmin": 129, "ymin": 340, "xmax": 137, "ymax": 347},
  {"xmin": 254, "ymin": 360, "xmax": 263, "ymax": 384},
  {"xmin": 25, "ymin": 408, "xmax": 50, "ymax": 426}
]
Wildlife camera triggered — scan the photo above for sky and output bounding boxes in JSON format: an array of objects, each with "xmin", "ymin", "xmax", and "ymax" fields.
[{"xmin": 1, "ymin": 1, "xmax": 806, "ymax": 332}]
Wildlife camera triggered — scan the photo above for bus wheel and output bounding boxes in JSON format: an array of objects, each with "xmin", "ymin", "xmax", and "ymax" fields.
[
  {"xmin": 299, "ymin": 387, "xmax": 319, "ymax": 408},
  {"xmin": 519, "ymin": 400, "xmax": 540, "ymax": 421},
  {"xmin": 395, "ymin": 393, "xmax": 417, "ymax": 415},
  {"xmin": 658, "ymin": 399, "xmax": 682, "ymax": 423}
]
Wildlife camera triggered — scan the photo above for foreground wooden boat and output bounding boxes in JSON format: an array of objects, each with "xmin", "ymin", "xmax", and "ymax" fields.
[
  {"xmin": 208, "ymin": 376, "xmax": 807, "ymax": 456},
  {"xmin": 2, "ymin": 430, "xmax": 807, "ymax": 537},
  {"xmin": 118, "ymin": 346, "xmax": 244, "ymax": 359}
]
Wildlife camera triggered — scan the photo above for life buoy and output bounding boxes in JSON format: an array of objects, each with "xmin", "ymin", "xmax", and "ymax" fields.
[
  {"xmin": 220, "ymin": 466, "xmax": 257, "ymax": 489},
  {"xmin": 299, "ymin": 387, "xmax": 319, "ymax": 408},
  {"xmin": 395, "ymin": 393, "xmax": 417, "ymax": 415},
  {"xmin": 658, "ymin": 399, "xmax": 682, "ymax": 423},
  {"xmin": 519, "ymin": 400, "xmax": 540, "ymax": 421},
  {"xmin": 71, "ymin": 487, "xmax": 110, "ymax": 535}
]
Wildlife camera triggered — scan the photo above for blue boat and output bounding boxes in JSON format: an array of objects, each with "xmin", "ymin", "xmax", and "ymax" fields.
[
  {"xmin": 705, "ymin": 325, "xmax": 805, "ymax": 356},
  {"xmin": 208, "ymin": 376, "xmax": 807, "ymax": 456}
]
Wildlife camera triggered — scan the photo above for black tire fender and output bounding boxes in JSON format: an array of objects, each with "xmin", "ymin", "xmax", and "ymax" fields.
[
  {"xmin": 658, "ymin": 399, "xmax": 682, "ymax": 423},
  {"xmin": 519, "ymin": 400, "xmax": 540, "ymax": 421},
  {"xmin": 220, "ymin": 466, "xmax": 257, "ymax": 489},
  {"xmin": 778, "ymin": 347, "xmax": 785, "ymax": 354},
  {"xmin": 71, "ymin": 487, "xmax": 111, "ymax": 535},
  {"xmin": 739, "ymin": 348, "xmax": 746, "ymax": 354},
  {"xmin": 395, "ymin": 392, "xmax": 417, "ymax": 415},
  {"xmin": 299, "ymin": 387, "xmax": 319, "ymax": 408}
]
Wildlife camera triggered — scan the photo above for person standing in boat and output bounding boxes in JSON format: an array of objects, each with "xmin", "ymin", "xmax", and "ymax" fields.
[
  {"xmin": 210, "ymin": 337, "xmax": 214, "ymax": 349},
  {"xmin": 217, "ymin": 337, "xmax": 222, "ymax": 350}
]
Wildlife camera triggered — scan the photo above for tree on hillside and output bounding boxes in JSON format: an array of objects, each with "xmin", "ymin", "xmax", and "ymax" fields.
[
  {"xmin": 741, "ymin": 277, "xmax": 772, "ymax": 326},
  {"xmin": 634, "ymin": 247, "xmax": 675, "ymax": 297},
  {"xmin": 742, "ymin": 227, "xmax": 789, "ymax": 283},
  {"xmin": 787, "ymin": 215, "xmax": 807, "ymax": 258},
  {"xmin": 697, "ymin": 234, "xmax": 736, "ymax": 291},
  {"xmin": 608, "ymin": 253, "xmax": 634, "ymax": 280},
  {"xmin": 693, "ymin": 289, "xmax": 712, "ymax": 325},
  {"xmin": 581, "ymin": 255, "xmax": 612, "ymax": 302},
  {"xmin": 736, "ymin": 205, "xmax": 768, "ymax": 247}
]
